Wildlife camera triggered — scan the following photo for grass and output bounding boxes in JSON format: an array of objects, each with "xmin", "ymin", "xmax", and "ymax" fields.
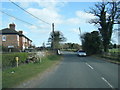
[
  {"xmin": 62, "ymin": 49, "xmax": 77, "ymax": 52},
  {"xmin": 109, "ymin": 48, "xmax": 120, "ymax": 53},
  {"xmin": 2, "ymin": 52, "xmax": 29, "ymax": 69},
  {"xmin": 2, "ymin": 54, "xmax": 62, "ymax": 88},
  {"xmin": 100, "ymin": 48, "xmax": 120, "ymax": 61},
  {"xmin": 95, "ymin": 48, "xmax": 120, "ymax": 64},
  {"xmin": 0, "ymin": 54, "xmax": 1, "ymax": 89}
]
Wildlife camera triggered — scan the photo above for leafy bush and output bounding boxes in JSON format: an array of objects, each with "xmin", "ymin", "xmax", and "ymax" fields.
[{"xmin": 2, "ymin": 52, "xmax": 29, "ymax": 69}]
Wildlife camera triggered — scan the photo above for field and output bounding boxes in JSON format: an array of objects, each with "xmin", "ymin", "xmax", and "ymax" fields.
[
  {"xmin": 101, "ymin": 48, "xmax": 120, "ymax": 62},
  {"xmin": 109, "ymin": 48, "xmax": 120, "ymax": 53}
]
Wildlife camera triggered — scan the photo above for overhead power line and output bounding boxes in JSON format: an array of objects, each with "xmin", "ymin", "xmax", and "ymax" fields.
[
  {"xmin": 9, "ymin": 0, "xmax": 51, "ymax": 25},
  {"xmin": 1, "ymin": 10, "xmax": 42, "ymax": 28}
]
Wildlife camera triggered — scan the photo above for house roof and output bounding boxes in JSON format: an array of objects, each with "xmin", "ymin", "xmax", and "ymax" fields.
[
  {"xmin": 0, "ymin": 28, "xmax": 18, "ymax": 34},
  {"xmin": 0, "ymin": 28, "xmax": 32, "ymax": 42}
]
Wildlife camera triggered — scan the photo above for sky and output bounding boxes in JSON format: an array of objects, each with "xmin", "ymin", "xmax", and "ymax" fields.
[{"xmin": 0, "ymin": 0, "xmax": 119, "ymax": 47}]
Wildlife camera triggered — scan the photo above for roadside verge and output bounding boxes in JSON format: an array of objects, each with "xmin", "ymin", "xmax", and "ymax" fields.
[
  {"xmin": 2, "ymin": 54, "xmax": 62, "ymax": 88},
  {"xmin": 92, "ymin": 55, "xmax": 120, "ymax": 65}
]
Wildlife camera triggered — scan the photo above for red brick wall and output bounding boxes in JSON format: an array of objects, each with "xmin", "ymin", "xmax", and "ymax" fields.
[
  {"xmin": 0, "ymin": 35, "xmax": 19, "ymax": 48},
  {"xmin": 0, "ymin": 34, "xmax": 32, "ymax": 50},
  {"xmin": 0, "ymin": 35, "xmax": 2, "ymax": 46},
  {"xmin": 19, "ymin": 36, "xmax": 23, "ymax": 50}
]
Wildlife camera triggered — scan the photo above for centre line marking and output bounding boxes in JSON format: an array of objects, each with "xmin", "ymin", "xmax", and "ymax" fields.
[
  {"xmin": 101, "ymin": 77, "xmax": 114, "ymax": 89},
  {"xmin": 86, "ymin": 63, "xmax": 94, "ymax": 69}
]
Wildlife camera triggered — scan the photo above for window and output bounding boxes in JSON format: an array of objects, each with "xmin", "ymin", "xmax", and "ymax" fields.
[
  {"xmin": 2, "ymin": 35, "xmax": 6, "ymax": 41},
  {"xmin": 17, "ymin": 35, "xmax": 19, "ymax": 41},
  {"xmin": 23, "ymin": 37, "xmax": 25, "ymax": 42}
]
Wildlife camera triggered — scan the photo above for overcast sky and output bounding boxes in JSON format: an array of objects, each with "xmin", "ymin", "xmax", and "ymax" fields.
[{"xmin": 0, "ymin": 0, "xmax": 118, "ymax": 46}]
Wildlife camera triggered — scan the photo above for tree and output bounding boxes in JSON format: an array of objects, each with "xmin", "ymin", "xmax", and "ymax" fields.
[
  {"xmin": 113, "ymin": 44, "xmax": 117, "ymax": 48},
  {"xmin": 89, "ymin": 1, "xmax": 119, "ymax": 52},
  {"xmin": 48, "ymin": 31, "xmax": 66, "ymax": 49},
  {"xmin": 62, "ymin": 43, "xmax": 81, "ymax": 50},
  {"xmin": 81, "ymin": 31, "xmax": 102, "ymax": 55}
]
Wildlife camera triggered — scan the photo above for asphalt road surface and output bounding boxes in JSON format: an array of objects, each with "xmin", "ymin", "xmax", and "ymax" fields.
[{"xmin": 26, "ymin": 51, "xmax": 119, "ymax": 89}]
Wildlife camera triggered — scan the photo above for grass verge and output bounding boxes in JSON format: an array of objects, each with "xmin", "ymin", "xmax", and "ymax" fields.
[
  {"xmin": 2, "ymin": 54, "xmax": 62, "ymax": 88},
  {"xmin": 93, "ymin": 54, "xmax": 120, "ymax": 65}
]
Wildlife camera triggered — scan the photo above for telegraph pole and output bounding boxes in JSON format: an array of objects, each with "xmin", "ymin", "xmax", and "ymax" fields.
[
  {"xmin": 79, "ymin": 27, "xmax": 81, "ymax": 43},
  {"xmin": 79, "ymin": 27, "xmax": 81, "ymax": 37},
  {"xmin": 79, "ymin": 27, "xmax": 82, "ymax": 50},
  {"xmin": 52, "ymin": 23, "xmax": 54, "ymax": 32},
  {"xmin": 52, "ymin": 23, "xmax": 55, "ymax": 50}
]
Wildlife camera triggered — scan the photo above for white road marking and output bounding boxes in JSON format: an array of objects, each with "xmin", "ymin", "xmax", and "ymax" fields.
[
  {"xmin": 101, "ymin": 77, "xmax": 114, "ymax": 89},
  {"xmin": 86, "ymin": 63, "xmax": 94, "ymax": 69}
]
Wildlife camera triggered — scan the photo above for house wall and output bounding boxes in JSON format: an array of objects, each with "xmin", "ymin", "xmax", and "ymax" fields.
[
  {"xmin": 26, "ymin": 39, "xmax": 31, "ymax": 48},
  {"xmin": 0, "ymin": 35, "xmax": 2, "ymax": 46},
  {"xmin": 0, "ymin": 35, "xmax": 19, "ymax": 48},
  {"xmin": 19, "ymin": 36, "xmax": 23, "ymax": 50}
]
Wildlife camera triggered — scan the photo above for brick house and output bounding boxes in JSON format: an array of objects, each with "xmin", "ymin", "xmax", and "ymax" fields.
[{"xmin": 0, "ymin": 23, "xmax": 32, "ymax": 51}]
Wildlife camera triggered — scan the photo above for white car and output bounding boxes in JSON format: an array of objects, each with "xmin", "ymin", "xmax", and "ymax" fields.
[{"xmin": 77, "ymin": 50, "xmax": 87, "ymax": 57}]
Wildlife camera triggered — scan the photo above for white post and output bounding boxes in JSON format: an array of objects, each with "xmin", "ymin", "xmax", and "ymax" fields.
[{"xmin": 40, "ymin": 57, "xmax": 41, "ymax": 63}]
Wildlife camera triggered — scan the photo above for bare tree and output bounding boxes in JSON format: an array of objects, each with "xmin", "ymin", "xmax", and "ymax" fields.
[{"xmin": 89, "ymin": 0, "xmax": 119, "ymax": 52}]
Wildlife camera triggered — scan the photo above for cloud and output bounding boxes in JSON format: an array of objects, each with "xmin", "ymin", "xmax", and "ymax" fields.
[
  {"xmin": 70, "ymin": 28, "xmax": 80, "ymax": 34},
  {"xmin": 76, "ymin": 11, "xmax": 95, "ymax": 19},
  {"xmin": 29, "ymin": 25, "xmax": 37, "ymax": 30},
  {"xmin": 18, "ymin": 1, "xmax": 65, "ymax": 37},
  {"xmin": 27, "ymin": 25, "xmax": 50, "ymax": 35},
  {"xmin": 9, "ymin": 17, "xmax": 16, "ymax": 22},
  {"xmin": 65, "ymin": 18, "xmax": 81, "ymax": 25},
  {"xmin": 27, "ymin": 7, "xmax": 62, "ymax": 24},
  {"xmin": 23, "ymin": 31, "xmax": 28, "ymax": 35},
  {"xmin": 30, "ymin": 29, "xmax": 50, "ymax": 35},
  {"xmin": 2, "ymin": 8, "xmax": 14, "ymax": 11},
  {"xmin": 76, "ymin": 11, "xmax": 96, "ymax": 24},
  {"xmin": 63, "ymin": 11, "xmax": 96, "ymax": 26},
  {"xmin": 19, "ymin": 2, "xmax": 30, "ymax": 8}
]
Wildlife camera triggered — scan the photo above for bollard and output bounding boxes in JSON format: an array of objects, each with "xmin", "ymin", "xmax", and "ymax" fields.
[
  {"xmin": 40, "ymin": 56, "xmax": 42, "ymax": 63},
  {"xmin": 15, "ymin": 57, "xmax": 19, "ymax": 67}
]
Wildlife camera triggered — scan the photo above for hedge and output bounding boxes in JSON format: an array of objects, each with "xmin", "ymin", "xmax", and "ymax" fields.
[{"xmin": 2, "ymin": 52, "xmax": 29, "ymax": 70}]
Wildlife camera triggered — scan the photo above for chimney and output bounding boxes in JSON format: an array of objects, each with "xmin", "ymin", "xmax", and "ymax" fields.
[
  {"xmin": 9, "ymin": 23, "xmax": 15, "ymax": 30},
  {"xmin": 19, "ymin": 31, "xmax": 23, "ymax": 35}
]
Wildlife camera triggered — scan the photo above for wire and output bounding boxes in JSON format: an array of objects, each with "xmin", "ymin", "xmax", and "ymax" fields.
[
  {"xmin": 9, "ymin": 0, "xmax": 51, "ymax": 25},
  {"xmin": 1, "ymin": 10, "xmax": 42, "ymax": 28}
]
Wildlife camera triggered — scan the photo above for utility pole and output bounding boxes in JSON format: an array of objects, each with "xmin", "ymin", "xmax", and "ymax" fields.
[
  {"xmin": 79, "ymin": 27, "xmax": 81, "ymax": 37},
  {"xmin": 52, "ymin": 23, "xmax": 54, "ymax": 33},
  {"xmin": 79, "ymin": 27, "xmax": 82, "ymax": 43},
  {"xmin": 52, "ymin": 23, "xmax": 55, "ymax": 50},
  {"xmin": 79, "ymin": 27, "xmax": 82, "ymax": 50}
]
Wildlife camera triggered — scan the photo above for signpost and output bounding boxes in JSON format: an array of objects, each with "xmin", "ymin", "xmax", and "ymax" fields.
[
  {"xmin": 8, "ymin": 46, "xmax": 14, "ymax": 52},
  {"xmin": 15, "ymin": 57, "xmax": 19, "ymax": 67}
]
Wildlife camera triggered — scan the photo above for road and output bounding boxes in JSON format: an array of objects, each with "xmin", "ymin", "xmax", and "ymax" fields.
[{"xmin": 22, "ymin": 51, "xmax": 119, "ymax": 89}]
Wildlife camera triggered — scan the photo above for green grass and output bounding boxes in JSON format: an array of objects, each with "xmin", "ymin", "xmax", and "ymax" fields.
[
  {"xmin": 2, "ymin": 54, "xmax": 62, "ymax": 88},
  {"xmin": 0, "ymin": 54, "xmax": 2, "ymax": 67},
  {"xmin": 62, "ymin": 49, "xmax": 77, "ymax": 52},
  {"xmin": 2, "ymin": 52, "xmax": 29, "ymax": 69},
  {"xmin": 109, "ymin": 48, "xmax": 120, "ymax": 53}
]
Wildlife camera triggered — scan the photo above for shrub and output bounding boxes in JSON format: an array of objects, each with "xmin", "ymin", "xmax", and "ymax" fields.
[{"xmin": 2, "ymin": 52, "xmax": 29, "ymax": 69}]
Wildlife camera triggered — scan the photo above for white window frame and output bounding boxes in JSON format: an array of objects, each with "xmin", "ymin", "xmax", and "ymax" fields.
[
  {"xmin": 17, "ymin": 35, "xmax": 19, "ymax": 41},
  {"xmin": 17, "ymin": 35, "xmax": 19, "ymax": 46},
  {"xmin": 2, "ymin": 35, "xmax": 6, "ymax": 41},
  {"xmin": 23, "ymin": 37, "xmax": 25, "ymax": 42}
]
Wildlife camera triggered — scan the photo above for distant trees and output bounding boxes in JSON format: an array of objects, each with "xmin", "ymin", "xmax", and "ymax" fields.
[
  {"xmin": 81, "ymin": 31, "xmax": 102, "ymax": 55},
  {"xmin": 48, "ymin": 31, "xmax": 66, "ymax": 49},
  {"xmin": 89, "ymin": 1, "xmax": 119, "ymax": 52},
  {"xmin": 62, "ymin": 43, "xmax": 81, "ymax": 50}
]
